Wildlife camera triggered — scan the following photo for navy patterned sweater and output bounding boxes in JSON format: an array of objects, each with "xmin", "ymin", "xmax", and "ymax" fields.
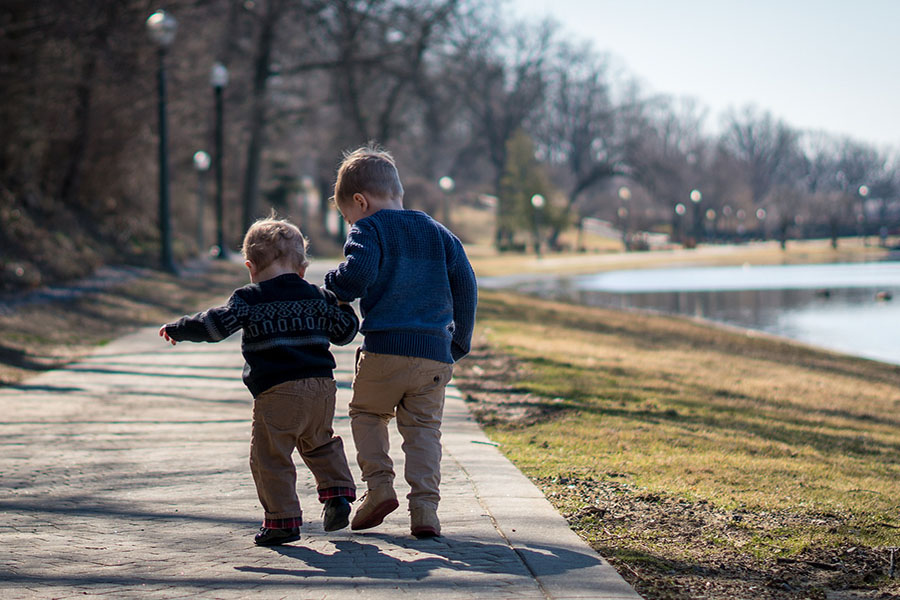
[
  {"xmin": 324, "ymin": 209, "xmax": 477, "ymax": 364},
  {"xmin": 164, "ymin": 273, "xmax": 359, "ymax": 397}
]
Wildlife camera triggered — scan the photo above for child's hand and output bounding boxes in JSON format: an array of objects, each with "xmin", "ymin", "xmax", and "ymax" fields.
[{"xmin": 159, "ymin": 325, "xmax": 177, "ymax": 345}]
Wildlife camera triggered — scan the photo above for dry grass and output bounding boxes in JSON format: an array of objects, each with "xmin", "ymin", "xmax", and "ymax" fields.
[
  {"xmin": 0, "ymin": 260, "xmax": 248, "ymax": 386},
  {"xmin": 455, "ymin": 290, "xmax": 900, "ymax": 599}
]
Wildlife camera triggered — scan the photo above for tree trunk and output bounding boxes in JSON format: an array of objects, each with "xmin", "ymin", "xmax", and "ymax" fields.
[
  {"xmin": 241, "ymin": 1, "xmax": 280, "ymax": 233},
  {"xmin": 59, "ymin": 3, "xmax": 120, "ymax": 207},
  {"xmin": 59, "ymin": 51, "xmax": 97, "ymax": 206}
]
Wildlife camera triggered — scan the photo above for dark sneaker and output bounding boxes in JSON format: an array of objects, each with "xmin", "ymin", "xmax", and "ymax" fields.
[
  {"xmin": 322, "ymin": 497, "xmax": 351, "ymax": 532},
  {"xmin": 254, "ymin": 526, "xmax": 300, "ymax": 546}
]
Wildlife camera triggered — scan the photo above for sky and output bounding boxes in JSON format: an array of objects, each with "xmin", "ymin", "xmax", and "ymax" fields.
[{"xmin": 509, "ymin": 0, "xmax": 900, "ymax": 150}]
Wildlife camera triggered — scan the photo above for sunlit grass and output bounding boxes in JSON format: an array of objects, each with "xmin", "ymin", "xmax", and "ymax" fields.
[{"xmin": 465, "ymin": 290, "xmax": 900, "ymax": 555}]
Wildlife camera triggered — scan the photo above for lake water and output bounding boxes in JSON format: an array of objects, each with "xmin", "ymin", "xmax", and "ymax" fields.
[{"xmin": 480, "ymin": 261, "xmax": 900, "ymax": 366}]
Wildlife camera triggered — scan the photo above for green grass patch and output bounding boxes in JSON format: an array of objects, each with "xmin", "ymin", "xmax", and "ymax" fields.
[{"xmin": 455, "ymin": 289, "xmax": 900, "ymax": 598}]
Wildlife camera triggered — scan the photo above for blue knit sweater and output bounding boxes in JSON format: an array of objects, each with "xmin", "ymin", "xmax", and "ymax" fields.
[{"xmin": 324, "ymin": 209, "xmax": 477, "ymax": 364}]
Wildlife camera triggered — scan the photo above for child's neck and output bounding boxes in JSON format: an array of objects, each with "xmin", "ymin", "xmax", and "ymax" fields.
[
  {"xmin": 369, "ymin": 196, "xmax": 404, "ymax": 214},
  {"xmin": 252, "ymin": 262, "xmax": 302, "ymax": 283}
]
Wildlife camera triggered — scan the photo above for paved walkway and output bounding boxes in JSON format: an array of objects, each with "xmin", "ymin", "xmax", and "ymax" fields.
[{"xmin": 0, "ymin": 282, "xmax": 640, "ymax": 599}]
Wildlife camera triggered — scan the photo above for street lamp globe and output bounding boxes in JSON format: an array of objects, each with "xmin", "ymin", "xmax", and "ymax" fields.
[
  {"xmin": 193, "ymin": 150, "xmax": 211, "ymax": 172},
  {"xmin": 618, "ymin": 186, "xmax": 631, "ymax": 201},
  {"xmin": 146, "ymin": 10, "xmax": 177, "ymax": 47},
  {"xmin": 438, "ymin": 176, "xmax": 455, "ymax": 192},
  {"xmin": 531, "ymin": 194, "xmax": 545, "ymax": 209},
  {"xmin": 674, "ymin": 203, "xmax": 686, "ymax": 216},
  {"xmin": 858, "ymin": 185, "xmax": 869, "ymax": 198},
  {"xmin": 210, "ymin": 62, "xmax": 229, "ymax": 88},
  {"xmin": 690, "ymin": 189, "xmax": 702, "ymax": 203}
]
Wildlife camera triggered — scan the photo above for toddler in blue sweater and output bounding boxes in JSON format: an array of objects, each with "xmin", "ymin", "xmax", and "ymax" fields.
[{"xmin": 325, "ymin": 146, "xmax": 477, "ymax": 537}]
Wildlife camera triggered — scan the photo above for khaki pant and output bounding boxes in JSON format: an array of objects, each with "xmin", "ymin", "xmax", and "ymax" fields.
[
  {"xmin": 350, "ymin": 351, "xmax": 453, "ymax": 509},
  {"xmin": 250, "ymin": 378, "xmax": 355, "ymax": 521}
]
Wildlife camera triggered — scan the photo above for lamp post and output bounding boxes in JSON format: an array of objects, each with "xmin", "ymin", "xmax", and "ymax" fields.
[
  {"xmin": 438, "ymin": 176, "xmax": 454, "ymax": 227},
  {"xmin": 705, "ymin": 208, "xmax": 717, "ymax": 242},
  {"xmin": 193, "ymin": 150, "xmax": 210, "ymax": 253},
  {"xmin": 211, "ymin": 62, "xmax": 229, "ymax": 259},
  {"xmin": 690, "ymin": 189, "xmax": 702, "ymax": 244},
  {"xmin": 736, "ymin": 209, "xmax": 747, "ymax": 240},
  {"xmin": 146, "ymin": 10, "xmax": 178, "ymax": 273},
  {"xmin": 618, "ymin": 185, "xmax": 631, "ymax": 251},
  {"xmin": 756, "ymin": 208, "xmax": 767, "ymax": 239},
  {"xmin": 858, "ymin": 184, "xmax": 870, "ymax": 245},
  {"xmin": 530, "ymin": 193, "xmax": 545, "ymax": 258},
  {"xmin": 674, "ymin": 203, "xmax": 686, "ymax": 245}
]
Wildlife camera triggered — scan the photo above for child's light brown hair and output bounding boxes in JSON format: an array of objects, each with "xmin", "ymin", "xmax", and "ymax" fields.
[
  {"xmin": 333, "ymin": 145, "xmax": 404, "ymax": 207},
  {"xmin": 241, "ymin": 216, "xmax": 309, "ymax": 272}
]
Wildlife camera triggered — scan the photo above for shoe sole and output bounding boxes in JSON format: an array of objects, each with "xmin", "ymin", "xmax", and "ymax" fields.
[
  {"xmin": 411, "ymin": 526, "xmax": 440, "ymax": 538},
  {"xmin": 350, "ymin": 498, "xmax": 400, "ymax": 531},
  {"xmin": 254, "ymin": 533, "xmax": 301, "ymax": 546},
  {"xmin": 323, "ymin": 505, "xmax": 351, "ymax": 532}
]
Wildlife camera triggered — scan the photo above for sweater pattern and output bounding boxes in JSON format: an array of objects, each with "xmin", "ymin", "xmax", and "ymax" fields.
[{"xmin": 165, "ymin": 274, "xmax": 359, "ymax": 396}]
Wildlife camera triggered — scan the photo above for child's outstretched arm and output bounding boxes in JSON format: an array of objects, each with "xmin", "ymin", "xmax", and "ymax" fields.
[
  {"xmin": 323, "ymin": 222, "xmax": 381, "ymax": 302},
  {"xmin": 159, "ymin": 294, "xmax": 245, "ymax": 345}
]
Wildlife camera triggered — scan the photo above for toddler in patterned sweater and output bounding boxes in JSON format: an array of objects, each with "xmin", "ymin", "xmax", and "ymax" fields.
[{"xmin": 160, "ymin": 217, "xmax": 359, "ymax": 546}]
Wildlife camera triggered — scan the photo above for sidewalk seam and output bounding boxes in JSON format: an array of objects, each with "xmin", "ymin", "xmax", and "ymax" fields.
[{"xmin": 446, "ymin": 448, "xmax": 553, "ymax": 600}]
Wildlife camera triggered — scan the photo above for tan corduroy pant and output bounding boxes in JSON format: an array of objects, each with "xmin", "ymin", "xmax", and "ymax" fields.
[
  {"xmin": 349, "ymin": 351, "xmax": 454, "ymax": 510},
  {"xmin": 249, "ymin": 378, "xmax": 355, "ymax": 522}
]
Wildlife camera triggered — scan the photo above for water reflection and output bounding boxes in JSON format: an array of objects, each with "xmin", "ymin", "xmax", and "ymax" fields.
[{"xmin": 485, "ymin": 262, "xmax": 900, "ymax": 366}]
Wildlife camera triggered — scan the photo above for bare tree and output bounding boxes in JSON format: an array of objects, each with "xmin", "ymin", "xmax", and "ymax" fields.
[
  {"xmin": 238, "ymin": 0, "xmax": 287, "ymax": 234},
  {"xmin": 719, "ymin": 106, "xmax": 799, "ymax": 207},
  {"xmin": 834, "ymin": 138, "xmax": 890, "ymax": 241},
  {"xmin": 628, "ymin": 97, "xmax": 710, "ymax": 228},
  {"xmin": 797, "ymin": 132, "xmax": 846, "ymax": 246},
  {"xmin": 449, "ymin": 17, "xmax": 554, "ymax": 244},
  {"xmin": 535, "ymin": 42, "xmax": 634, "ymax": 246}
]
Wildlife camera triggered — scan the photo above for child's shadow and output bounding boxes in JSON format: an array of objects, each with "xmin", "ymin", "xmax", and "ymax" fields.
[
  {"xmin": 235, "ymin": 533, "xmax": 598, "ymax": 580},
  {"xmin": 235, "ymin": 538, "xmax": 453, "ymax": 580}
]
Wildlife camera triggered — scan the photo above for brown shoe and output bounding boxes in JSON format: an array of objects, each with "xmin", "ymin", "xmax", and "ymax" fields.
[
  {"xmin": 410, "ymin": 505, "xmax": 440, "ymax": 538},
  {"xmin": 350, "ymin": 485, "xmax": 399, "ymax": 531}
]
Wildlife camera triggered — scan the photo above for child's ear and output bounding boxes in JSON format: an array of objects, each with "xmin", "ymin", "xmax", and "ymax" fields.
[
  {"xmin": 244, "ymin": 260, "xmax": 255, "ymax": 274},
  {"xmin": 352, "ymin": 192, "xmax": 369, "ymax": 212}
]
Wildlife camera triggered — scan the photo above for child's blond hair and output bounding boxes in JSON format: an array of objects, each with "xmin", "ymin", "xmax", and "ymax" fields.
[
  {"xmin": 241, "ymin": 216, "xmax": 309, "ymax": 272},
  {"xmin": 333, "ymin": 145, "xmax": 404, "ymax": 207}
]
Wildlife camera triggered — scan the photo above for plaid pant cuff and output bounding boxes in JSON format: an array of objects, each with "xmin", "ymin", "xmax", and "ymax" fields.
[
  {"xmin": 318, "ymin": 486, "xmax": 356, "ymax": 503},
  {"xmin": 263, "ymin": 516, "xmax": 302, "ymax": 529}
]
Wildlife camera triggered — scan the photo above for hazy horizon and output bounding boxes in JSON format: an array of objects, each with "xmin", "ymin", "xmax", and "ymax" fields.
[{"xmin": 511, "ymin": 0, "xmax": 900, "ymax": 150}]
